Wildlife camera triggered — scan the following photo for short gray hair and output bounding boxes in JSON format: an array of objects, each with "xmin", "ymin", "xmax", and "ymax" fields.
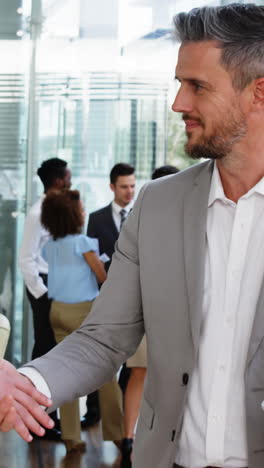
[{"xmin": 173, "ymin": 3, "xmax": 264, "ymax": 90}]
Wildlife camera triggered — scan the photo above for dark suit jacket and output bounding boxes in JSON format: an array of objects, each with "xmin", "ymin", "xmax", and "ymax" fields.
[
  {"xmin": 87, "ymin": 203, "xmax": 118, "ymax": 272},
  {"xmin": 87, "ymin": 202, "xmax": 131, "ymax": 390}
]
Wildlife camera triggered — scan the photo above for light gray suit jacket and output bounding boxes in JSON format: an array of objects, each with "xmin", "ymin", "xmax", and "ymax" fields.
[{"xmin": 27, "ymin": 160, "xmax": 264, "ymax": 468}]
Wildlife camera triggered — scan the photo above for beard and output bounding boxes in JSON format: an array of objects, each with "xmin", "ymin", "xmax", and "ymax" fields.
[{"xmin": 184, "ymin": 107, "xmax": 248, "ymax": 160}]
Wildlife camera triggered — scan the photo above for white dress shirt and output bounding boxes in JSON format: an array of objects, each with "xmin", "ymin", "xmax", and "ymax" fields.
[
  {"xmin": 176, "ymin": 163, "xmax": 264, "ymax": 468},
  {"xmin": 18, "ymin": 196, "xmax": 50, "ymax": 299},
  {"xmin": 19, "ymin": 366, "xmax": 51, "ymax": 402},
  {"xmin": 111, "ymin": 200, "xmax": 134, "ymax": 232}
]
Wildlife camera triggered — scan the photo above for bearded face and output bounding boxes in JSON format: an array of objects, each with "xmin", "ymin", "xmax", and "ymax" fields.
[
  {"xmin": 172, "ymin": 41, "xmax": 249, "ymax": 162},
  {"xmin": 183, "ymin": 105, "xmax": 247, "ymax": 160}
]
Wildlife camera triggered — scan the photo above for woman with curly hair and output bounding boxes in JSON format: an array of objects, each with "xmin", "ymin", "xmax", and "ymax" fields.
[{"xmin": 41, "ymin": 189, "xmax": 106, "ymax": 454}]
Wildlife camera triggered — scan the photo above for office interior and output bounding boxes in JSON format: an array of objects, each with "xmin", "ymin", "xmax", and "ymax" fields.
[{"xmin": 2, "ymin": 0, "xmax": 261, "ymax": 366}]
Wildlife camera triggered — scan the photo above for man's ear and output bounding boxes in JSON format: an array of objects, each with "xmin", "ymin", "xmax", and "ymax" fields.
[
  {"xmin": 54, "ymin": 177, "xmax": 63, "ymax": 189},
  {"xmin": 110, "ymin": 183, "xmax": 115, "ymax": 193},
  {"xmin": 252, "ymin": 78, "xmax": 264, "ymax": 109}
]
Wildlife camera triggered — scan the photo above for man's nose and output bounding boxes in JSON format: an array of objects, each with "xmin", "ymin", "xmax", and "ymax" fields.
[{"xmin": 171, "ymin": 87, "xmax": 193, "ymax": 114}]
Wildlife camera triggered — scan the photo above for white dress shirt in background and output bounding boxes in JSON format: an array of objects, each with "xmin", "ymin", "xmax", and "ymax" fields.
[
  {"xmin": 176, "ymin": 163, "xmax": 264, "ymax": 468},
  {"xmin": 111, "ymin": 200, "xmax": 134, "ymax": 232},
  {"xmin": 18, "ymin": 196, "xmax": 50, "ymax": 299}
]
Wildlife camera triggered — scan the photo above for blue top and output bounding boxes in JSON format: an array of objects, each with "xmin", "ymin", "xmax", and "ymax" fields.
[{"xmin": 42, "ymin": 234, "xmax": 99, "ymax": 303}]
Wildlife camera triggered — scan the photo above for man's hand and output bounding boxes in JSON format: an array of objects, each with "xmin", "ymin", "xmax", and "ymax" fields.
[
  {"xmin": 0, "ymin": 396, "xmax": 17, "ymax": 431},
  {"xmin": 0, "ymin": 359, "xmax": 54, "ymax": 442}
]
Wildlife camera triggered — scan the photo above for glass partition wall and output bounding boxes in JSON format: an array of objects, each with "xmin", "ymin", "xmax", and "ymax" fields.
[
  {"xmin": 0, "ymin": 1, "xmax": 28, "ymax": 363},
  {"xmin": 0, "ymin": 0, "xmax": 256, "ymax": 364},
  {"xmin": 1, "ymin": 0, "xmax": 173, "ymax": 364}
]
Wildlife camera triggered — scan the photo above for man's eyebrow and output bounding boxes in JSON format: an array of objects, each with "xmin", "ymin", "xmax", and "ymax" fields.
[{"xmin": 174, "ymin": 76, "xmax": 208, "ymax": 86}]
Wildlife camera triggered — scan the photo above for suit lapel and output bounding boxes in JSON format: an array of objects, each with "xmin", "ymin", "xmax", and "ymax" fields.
[{"xmin": 183, "ymin": 162, "xmax": 213, "ymax": 357}]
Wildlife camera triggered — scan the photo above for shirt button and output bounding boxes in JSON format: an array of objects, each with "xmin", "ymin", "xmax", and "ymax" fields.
[{"xmin": 182, "ymin": 373, "xmax": 189, "ymax": 386}]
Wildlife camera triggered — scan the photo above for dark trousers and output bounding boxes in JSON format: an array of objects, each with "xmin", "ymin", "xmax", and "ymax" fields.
[
  {"xmin": 26, "ymin": 280, "xmax": 56, "ymax": 359},
  {"xmin": 26, "ymin": 274, "xmax": 57, "ymax": 422},
  {"xmin": 86, "ymin": 390, "xmax": 100, "ymax": 416},
  {"xmin": 118, "ymin": 362, "xmax": 131, "ymax": 394}
]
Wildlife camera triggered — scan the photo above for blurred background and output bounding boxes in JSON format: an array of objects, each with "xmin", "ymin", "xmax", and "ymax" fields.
[{"xmin": 0, "ymin": 0, "xmax": 262, "ymax": 367}]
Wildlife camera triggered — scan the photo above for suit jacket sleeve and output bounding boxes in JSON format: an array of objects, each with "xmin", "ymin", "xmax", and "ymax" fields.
[{"xmin": 23, "ymin": 185, "xmax": 147, "ymax": 412}]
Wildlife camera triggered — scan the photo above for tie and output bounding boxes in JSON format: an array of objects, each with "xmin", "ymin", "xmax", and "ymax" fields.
[{"xmin": 120, "ymin": 209, "xmax": 127, "ymax": 231}]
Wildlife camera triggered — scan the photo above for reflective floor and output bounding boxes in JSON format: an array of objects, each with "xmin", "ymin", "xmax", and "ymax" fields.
[{"xmin": 0, "ymin": 422, "xmax": 120, "ymax": 468}]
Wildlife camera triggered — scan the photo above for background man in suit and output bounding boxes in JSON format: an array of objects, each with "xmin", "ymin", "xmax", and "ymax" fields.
[
  {"xmin": 87, "ymin": 162, "xmax": 135, "ymax": 273},
  {"xmin": 1, "ymin": 4, "xmax": 264, "ymax": 468},
  {"xmin": 84, "ymin": 162, "xmax": 136, "ymax": 443}
]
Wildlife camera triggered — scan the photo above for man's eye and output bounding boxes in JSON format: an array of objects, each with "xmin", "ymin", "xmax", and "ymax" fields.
[{"xmin": 193, "ymin": 82, "xmax": 203, "ymax": 92}]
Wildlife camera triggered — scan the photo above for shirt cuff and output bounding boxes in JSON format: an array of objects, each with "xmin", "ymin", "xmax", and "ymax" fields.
[
  {"xmin": 25, "ymin": 281, "xmax": 48, "ymax": 300},
  {"xmin": 18, "ymin": 367, "xmax": 51, "ymax": 399}
]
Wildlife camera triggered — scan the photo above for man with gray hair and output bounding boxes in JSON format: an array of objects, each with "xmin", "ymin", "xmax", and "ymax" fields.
[{"xmin": 0, "ymin": 3, "xmax": 264, "ymax": 467}]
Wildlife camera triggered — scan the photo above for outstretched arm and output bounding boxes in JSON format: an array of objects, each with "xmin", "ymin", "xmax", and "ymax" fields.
[
  {"xmin": 83, "ymin": 251, "xmax": 107, "ymax": 284},
  {"xmin": 0, "ymin": 359, "xmax": 54, "ymax": 441}
]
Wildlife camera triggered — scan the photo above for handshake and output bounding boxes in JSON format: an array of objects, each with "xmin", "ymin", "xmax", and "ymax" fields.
[{"xmin": 0, "ymin": 359, "xmax": 54, "ymax": 442}]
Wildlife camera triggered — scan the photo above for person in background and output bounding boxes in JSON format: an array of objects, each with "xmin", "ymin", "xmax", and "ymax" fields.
[
  {"xmin": 84, "ymin": 163, "xmax": 136, "ymax": 445},
  {"xmin": 41, "ymin": 189, "xmax": 106, "ymax": 454},
  {"xmin": 87, "ymin": 163, "xmax": 135, "ymax": 274},
  {"xmin": 120, "ymin": 164, "xmax": 180, "ymax": 468},
  {"xmin": 18, "ymin": 157, "xmax": 71, "ymax": 441},
  {"xmin": 151, "ymin": 165, "xmax": 180, "ymax": 180},
  {"xmin": 87, "ymin": 162, "xmax": 136, "ymax": 391}
]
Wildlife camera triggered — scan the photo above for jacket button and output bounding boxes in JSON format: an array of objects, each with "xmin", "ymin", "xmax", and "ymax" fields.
[{"xmin": 182, "ymin": 373, "xmax": 189, "ymax": 386}]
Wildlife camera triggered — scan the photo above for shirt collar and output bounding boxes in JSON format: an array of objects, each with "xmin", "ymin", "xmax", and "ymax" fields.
[
  {"xmin": 112, "ymin": 199, "xmax": 134, "ymax": 216},
  {"xmin": 208, "ymin": 163, "xmax": 226, "ymax": 207},
  {"xmin": 208, "ymin": 162, "xmax": 264, "ymax": 207},
  {"xmin": 244, "ymin": 175, "xmax": 264, "ymax": 198}
]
